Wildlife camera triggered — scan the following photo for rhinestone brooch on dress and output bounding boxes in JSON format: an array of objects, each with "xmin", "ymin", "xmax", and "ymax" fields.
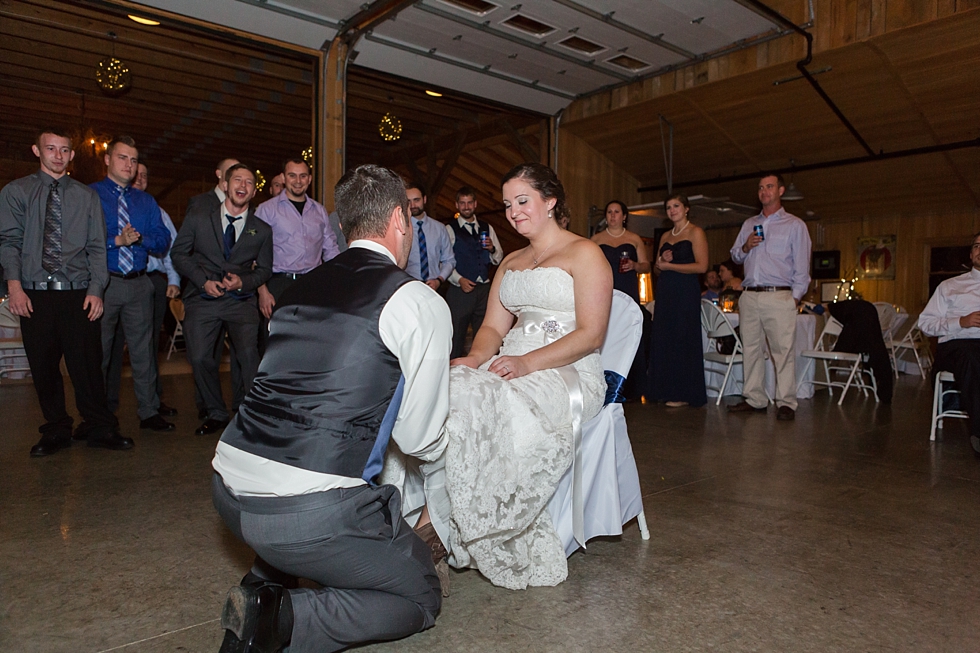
[{"xmin": 542, "ymin": 320, "xmax": 561, "ymax": 334}]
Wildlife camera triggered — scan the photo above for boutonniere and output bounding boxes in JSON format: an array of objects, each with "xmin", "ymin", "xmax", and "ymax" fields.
[{"xmin": 245, "ymin": 228, "xmax": 257, "ymax": 236}]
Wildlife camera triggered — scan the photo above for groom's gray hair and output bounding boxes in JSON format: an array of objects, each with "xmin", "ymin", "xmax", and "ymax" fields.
[{"xmin": 334, "ymin": 164, "xmax": 409, "ymax": 241}]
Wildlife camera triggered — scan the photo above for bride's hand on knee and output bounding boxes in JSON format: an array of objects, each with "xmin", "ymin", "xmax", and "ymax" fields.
[{"xmin": 488, "ymin": 355, "xmax": 530, "ymax": 379}]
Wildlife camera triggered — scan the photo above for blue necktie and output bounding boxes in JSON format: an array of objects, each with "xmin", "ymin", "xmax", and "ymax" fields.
[
  {"xmin": 116, "ymin": 186, "xmax": 134, "ymax": 274},
  {"xmin": 224, "ymin": 215, "xmax": 240, "ymax": 259},
  {"xmin": 417, "ymin": 220, "xmax": 429, "ymax": 280}
]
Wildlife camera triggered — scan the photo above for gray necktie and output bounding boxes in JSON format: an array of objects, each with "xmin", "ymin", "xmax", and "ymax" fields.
[{"xmin": 42, "ymin": 180, "xmax": 62, "ymax": 273}]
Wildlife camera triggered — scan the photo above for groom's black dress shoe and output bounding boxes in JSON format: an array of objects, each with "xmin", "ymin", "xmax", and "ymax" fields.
[
  {"xmin": 29, "ymin": 433, "xmax": 71, "ymax": 457},
  {"xmin": 195, "ymin": 418, "xmax": 228, "ymax": 436},
  {"xmin": 219, "ymin": 583, "xmax": 293, "ymax": 653}
]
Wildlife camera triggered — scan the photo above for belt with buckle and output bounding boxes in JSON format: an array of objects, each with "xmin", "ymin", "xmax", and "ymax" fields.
[
  {"xmin": 273, "ymin": 272, "xmax": 305, "ymax": 280},
  {"xmin": 110, "ymin": 270, "xmax": 147, "ymax": 280},
  {"xmin": 743, "ymin": 286, "xmax": 792, "ymax": 292},
  {"xmin": 21, "ymin": 280, "xmax": 89, "ymax": 291}
]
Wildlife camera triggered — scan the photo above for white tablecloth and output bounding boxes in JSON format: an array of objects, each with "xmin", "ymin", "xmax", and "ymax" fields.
[{"xmin": 702, "ymin": 313, "xmax": 819, "ymax": 400}]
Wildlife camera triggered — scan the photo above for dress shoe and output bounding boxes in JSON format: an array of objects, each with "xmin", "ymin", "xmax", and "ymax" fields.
[
  {"xmin": 87, "ymin": 432, "xmax": 135, "ymax": 451},
  {"xmin": 196, "ymin": 418, "xmax": 229, "ymax": 436},
  {"xmin": 776, "ymin": 406, "xmax": 796, "ymax": 421},
  {"xmin": 198, "ymin": 407, "xmax": 208, "ymax": 420},
  {"xmin": 29, "ymin": 434, "xmax": 71, "ymax": 458},
  {"xmin": 140, "ymin": 414, "xmax": 176, "ymax": 431},
  {"xmin": 157, "ymin": 402, "xmax": 178, "ymax": 417},
  {"xmin": 72, "ymin": 422, "xmax": 91, "ymax": 441},
  {"xmin": 242, "ymin": 570, "xmax": 299, "ymax": 591},
  {"xmin": 727, "ymin": 401, "xmax": 766, "ymax": 413},
  {"xmin": 219, "ymin": 583, "xmax": 293, "ymax": 653}
]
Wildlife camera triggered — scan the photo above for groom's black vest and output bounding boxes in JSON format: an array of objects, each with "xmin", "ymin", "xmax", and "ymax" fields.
[{"xmin": 219, "ymin": 247, "xmax": 413, "ymax": 481}]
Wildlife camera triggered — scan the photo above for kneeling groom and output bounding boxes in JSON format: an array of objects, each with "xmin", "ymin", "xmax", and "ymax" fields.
[{"xmin": 211, "ymin": 164, "xmax": 452, "ymax": 653}]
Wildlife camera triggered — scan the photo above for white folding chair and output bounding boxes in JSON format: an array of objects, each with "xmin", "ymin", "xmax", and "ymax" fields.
[
  {"xmin": 890, "ymin": 325, "xmax": 932, "ymax": 379},
  {"xmin": 700, "ymin": 299, "xmax": 744, "ymax": 406},
  {"xmin": 548, "ymin": 290, "xmax": 650, "ymax": 555},
  {"xmin": 166, "ymin": 298, "xmax": 185, "ymax": 359},
  {"xmin": 797, "ymin": 316, "xmax": 878, "ymax": 405},
  {"xmin": 0, "ymin": 299, "xmax": 31, "ymax": 379},
  {"xmin": 930, "ymin": 371, "xmax": 969, "ymax": 441}
]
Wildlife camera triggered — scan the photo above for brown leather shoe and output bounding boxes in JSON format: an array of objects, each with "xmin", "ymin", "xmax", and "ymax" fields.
[
  {"xmin": 416, "ymin": 522, "xmax": 450, "ymax": 597},
  {"xmin": 776, "ymin": 406, "xmax": 796, "ymax": 421},
  {"xmin": 727, "ymin": 401, "xmax": 767, "ymax": 413}
]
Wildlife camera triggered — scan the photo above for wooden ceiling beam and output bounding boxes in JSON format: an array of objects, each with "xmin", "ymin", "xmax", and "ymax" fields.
[{"xmin": 429, "ymin": 131, "xmax": 469, "ymax": 202}]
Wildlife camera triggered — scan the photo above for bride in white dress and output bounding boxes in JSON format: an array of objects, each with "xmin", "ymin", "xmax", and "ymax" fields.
[{"xmin": 446, "ymin": 163, "xmax": 613, "ymax": 590}]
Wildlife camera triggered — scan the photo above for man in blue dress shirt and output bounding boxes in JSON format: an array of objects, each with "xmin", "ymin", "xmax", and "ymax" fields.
[
  {"xmin": 728, "ymin": 173, "xmax": 811, "ymax": 421},
  {"xmin": 90, "ymin": 137, "xmax": 174, "ymax": 432},
  {"xmin": 404, "ymin": 182, "xmax": 454, "ymax": 290}
]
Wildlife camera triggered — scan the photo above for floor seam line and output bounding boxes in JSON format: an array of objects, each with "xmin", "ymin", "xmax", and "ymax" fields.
[{"xmin": 94, "ymin": 618, "xmax": 220, "ymax": 652}]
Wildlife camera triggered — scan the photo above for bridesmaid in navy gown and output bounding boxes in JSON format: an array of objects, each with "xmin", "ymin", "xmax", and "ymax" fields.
[
  {"xmin": 591, "ymin": 200, "xmax": 651, "ymax": 400},
  {"xmin": 649, "ymin": 194, "xmax": 709, "ymax": 407}
]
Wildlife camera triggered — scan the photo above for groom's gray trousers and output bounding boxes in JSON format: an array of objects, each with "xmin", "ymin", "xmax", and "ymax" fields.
[{"xmin": 212, "ymin": 474, "xmax": 441, "ymax": 653}]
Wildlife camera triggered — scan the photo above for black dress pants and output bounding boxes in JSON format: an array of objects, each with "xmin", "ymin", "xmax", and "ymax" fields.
[
  {"xmin": 935, "ymin": 339, "xmax": 980, "ymax": 438},
  {"xmin": 20, "ymin": 289, "xmax": 118, "ymax": 439}
]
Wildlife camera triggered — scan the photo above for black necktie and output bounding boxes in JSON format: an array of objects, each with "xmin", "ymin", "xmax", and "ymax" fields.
[
  {"xmin": 42, "ymin": 180, "xmax": 62, "ymax": 273},
  {"xmin": 224, "ymin": 215, "xmax": 240, "ymax": 259}
]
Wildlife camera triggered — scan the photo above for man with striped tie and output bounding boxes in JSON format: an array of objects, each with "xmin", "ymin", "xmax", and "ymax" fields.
[
  {"xmin": 0, "ymin": 129, "xmax": 132, "ymax": 456},
  {"xmin": 404, "ymin": 182, "xmax": 454, "ymax": 290},
  {"xmin": 91, "ymin": 137, "xmax": 174, "ymax": 433}
]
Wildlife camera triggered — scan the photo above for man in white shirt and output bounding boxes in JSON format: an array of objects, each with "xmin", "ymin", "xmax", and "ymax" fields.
[
  {"xmin": 445, "ymin": 186, "xmax": 503, "ymax": 358},
  {"xmin": 211, "ymin": 164, "xmax": 450, "ymax": 652},
  {"xmin": 404, "ymin": 182, "xmax": 455, "ymax": 288},
  {"xmin": 918, "ymin": 232, "xmax": 980, "ymax": 455}
]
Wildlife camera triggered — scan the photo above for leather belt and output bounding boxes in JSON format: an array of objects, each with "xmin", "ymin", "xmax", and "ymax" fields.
[
  {"xmin": 21, "ymin": 280, "xmax": 89, "ymax": 291},
  {"xmin": 273, "ymin": 272, "xmax": 305, "ymax": 280},
  {"xmin": 110, "ymin": 270, "xmax": 147, "ymax": 280},
  {"xmin": 743, "ymin": 286, "xmax": 791, "ymax": 292}
]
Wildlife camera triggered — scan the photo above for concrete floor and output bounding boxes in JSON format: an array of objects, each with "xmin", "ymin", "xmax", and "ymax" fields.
[{"xmin": 2, "ymin": 371, "xmax": 979, "ymax": 653}]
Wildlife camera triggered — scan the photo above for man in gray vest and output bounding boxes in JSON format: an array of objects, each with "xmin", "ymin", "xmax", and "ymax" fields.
[
  {"xmin": 211, "ymin": 164, "xmax": 451, "ymax": 653},
  {"xmin": 445, "ymin": 186, "xmax": 503, "ymax": 358}
]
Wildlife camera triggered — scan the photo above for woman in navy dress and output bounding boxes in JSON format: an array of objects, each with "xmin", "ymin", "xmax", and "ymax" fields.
[
  {"xmin": 649, "ymin": 194, "xmax": 709, "ymax": 407},
  {"xmin": 591, "ymin": 200, "xmax": 651, "ymax": 400}
]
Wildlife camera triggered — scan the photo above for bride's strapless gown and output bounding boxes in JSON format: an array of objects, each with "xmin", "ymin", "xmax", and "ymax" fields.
[{"xmin": 446, "ymin": 267, "xmax": 605, "ymax": 590}]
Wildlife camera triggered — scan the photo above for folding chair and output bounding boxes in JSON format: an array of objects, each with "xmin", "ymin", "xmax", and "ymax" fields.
[
  {"xmin": 700, "ymin": 299, "xmax": 744, "ymax": 406},
  {"xmin": 166, "ymin": 298, "xmax": 185, "ymax": 359},
  {"xmin": 0, "ymin": 300, "xmax": 31, "ymax": 379},
  {"xmin": 548, "ymin": 290, "xmax": 650, "ymax": 555},
  {"xmin": 890, "ymin": 325, "xmax": 932, "ymax": 379},
  {"xmin": 797, "ymin": 316, "xmax": 878, "ymax": 405},
  {"xmin": 930, "ymin": 371, "xmax": 969, "ymax": 441}
]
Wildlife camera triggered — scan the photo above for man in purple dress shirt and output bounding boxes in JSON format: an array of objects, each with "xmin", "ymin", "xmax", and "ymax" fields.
[
  {"xmin": 255, "ymin": 158, "xmax": 340, "ymax": 353},
  {"xmin": 728, "ymin": 174, "xmax": 812, "ymax": 421}
]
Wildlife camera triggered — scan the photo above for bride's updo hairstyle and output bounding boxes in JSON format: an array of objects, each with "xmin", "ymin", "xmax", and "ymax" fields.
[{"xmin": 501, "ymin": 163, "xmax": 571, "ymax": 226}]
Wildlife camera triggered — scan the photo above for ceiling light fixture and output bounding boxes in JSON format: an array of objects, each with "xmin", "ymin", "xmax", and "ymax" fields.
[
  {"xmin": 128, "ymin": 15, "xmax": 160, "ymax": 26},
  {"xmin": 782, "ymin": 159, "xmax": 805, "ymax": 201},
  {"xmin": 425, "ymin": 90, "xmax": 443, "ymax": 97}
]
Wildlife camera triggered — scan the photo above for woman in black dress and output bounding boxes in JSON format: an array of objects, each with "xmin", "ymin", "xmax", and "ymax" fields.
[
  {"xmin": 649, "ymin": 194, "xmax": 709, "ymax": 407},
  {"xmin": 591, "ymin": 200, "xmax": 651, "ymax": 400}
]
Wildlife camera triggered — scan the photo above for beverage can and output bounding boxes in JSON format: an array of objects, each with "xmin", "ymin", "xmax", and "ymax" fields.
[
  {"xmin": 479, "ymin": 232, "xmax": 489, "ymax": 248},
  {"xmin": 753, "ymin": 224, "xmax": 765, "ymax": 240}
]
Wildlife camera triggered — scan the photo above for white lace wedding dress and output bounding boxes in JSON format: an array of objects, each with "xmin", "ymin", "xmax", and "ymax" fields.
[{"xmin": 446, "ymin": 267, "xmax": 605, "ymax": 590}]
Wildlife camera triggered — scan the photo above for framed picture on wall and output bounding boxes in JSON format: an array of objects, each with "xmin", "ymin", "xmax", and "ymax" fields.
[{"xmin": 856, "ymin": 235, "xmax": 896, "ymax": 280}]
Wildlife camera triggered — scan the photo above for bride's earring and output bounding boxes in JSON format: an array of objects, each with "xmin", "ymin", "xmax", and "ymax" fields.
[{"xmin": 548, "ymin": 209, "xmax": 554, "ymax": 219}]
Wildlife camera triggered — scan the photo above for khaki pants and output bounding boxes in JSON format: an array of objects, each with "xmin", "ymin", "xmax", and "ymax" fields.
[{"xmin": 738, "ymin": 290, "xmax": 798, "ymax": 410}]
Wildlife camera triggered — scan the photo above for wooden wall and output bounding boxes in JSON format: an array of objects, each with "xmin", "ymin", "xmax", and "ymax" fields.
[
  {"xmin": 557, "ymin": 130, "xmax": 643, "ymax": 236},
  {"xmin": 703, "ymin": 207, "xmax": 980, "ymax": 315}
]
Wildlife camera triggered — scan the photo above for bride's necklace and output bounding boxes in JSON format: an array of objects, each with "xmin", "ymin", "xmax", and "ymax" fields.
[
  {"xmin": 531, "ymin": 240, "xmax": 557, "ymax": 267},
  {"xmin": 606, "ymin": 226, "xmax": 626, "ymax": 238},
  {"xmin": 671, "ymin": 219, "xmax": 690, "ymax": 236}
]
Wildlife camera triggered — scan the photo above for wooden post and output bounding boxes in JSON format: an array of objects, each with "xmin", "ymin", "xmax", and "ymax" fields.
[{"xmin": 317, "ymin": 39, "xmax": 347, "ymax": 211}]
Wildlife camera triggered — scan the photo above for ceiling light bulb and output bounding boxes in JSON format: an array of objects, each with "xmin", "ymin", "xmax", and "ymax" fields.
[
  {"xmin": 128, "ymin": 15, "xmax": 160, "ymax": 26},
  {"xmin": 425, "ymin": 90, "xmax": 443, "ymax": 97}
]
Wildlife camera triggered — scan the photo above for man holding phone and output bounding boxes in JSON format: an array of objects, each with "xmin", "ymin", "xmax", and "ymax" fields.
[{"xmin": 171, "ymin": 163, "xmax": 272, "ymax": 435}]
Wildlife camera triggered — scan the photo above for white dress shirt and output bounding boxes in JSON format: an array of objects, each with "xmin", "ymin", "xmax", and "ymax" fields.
[
  {"xmin": 446, "ymin": 217, "xmax": 503, "ymax": 285},
  {"xmin": 730, "ymin": 207, "xmax": 812, "ymax": 300},
  {"xmin": 918, "ymin": 267, "xmax": 980, "ymax": 343},
  {"xmin": 212, "ymin": 239, "xmax": 451, "ymax": 496},
  {"xmin": 221, "ymin": 206, "xmax": 247, "ymax": 242}
]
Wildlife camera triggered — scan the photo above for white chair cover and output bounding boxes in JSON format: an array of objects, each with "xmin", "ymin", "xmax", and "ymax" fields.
[{"xmin": 547, "ymin": 290, "xmax": 646, "ymax": 556}]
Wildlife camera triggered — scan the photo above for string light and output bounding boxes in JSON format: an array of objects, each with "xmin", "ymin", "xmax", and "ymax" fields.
[
  {"xmin": 378, "ymin": 112, "xmax": 402, "ymax": 142},
  {"xmin": 301, "ymin": 146, "xmax": 314, "ymax": 171},
  {"xmin": 254, "ymin": 169, "xmax": 267, "ymax": 192},
  {"xmin": 96, "ymin": 57, "xmax": 131, "ymax": 94}
]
